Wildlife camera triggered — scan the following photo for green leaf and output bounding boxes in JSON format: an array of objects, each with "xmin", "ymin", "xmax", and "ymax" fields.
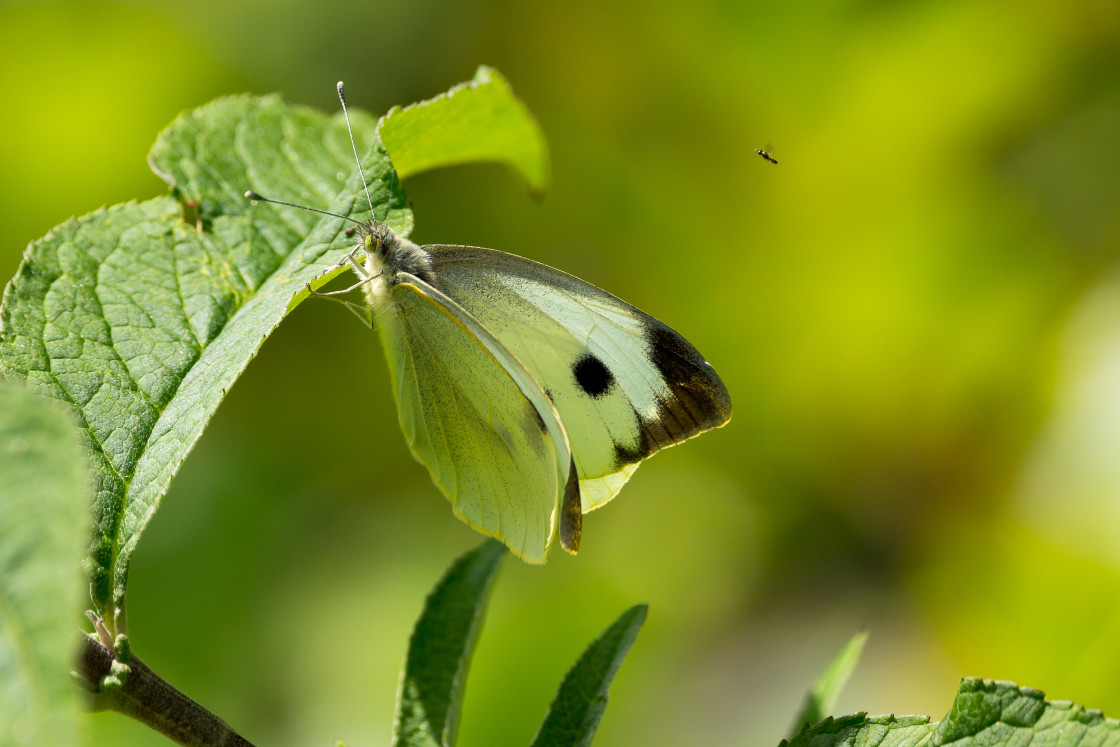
[
  {"xmin": 0, "ymin": 69, "xmax": 546, "ymax": 627},
  {"xmin": 0, "ymin": 93, "xmax": 405, "ymax": 625},
  {"xmin": 530, "ymin": 605, "xmax": 648, "ymax": 747},
  {"xmin": 392, "ymin": 540, "xmax": 506, "ymax": 747},
  {"xmin": 0, "ymin": 383, "xmax": 88, "ymax": 746},
  {"xmin": 781, "ymin": 677, "xmax": 1120, "ymax": 747},
  {"xmin": 789, "ymin": 630, "xmax": 868, "ymax": 734},
  {"xmin": 379, "ymin": 66, "xmax": 550, "ymax": 197}
]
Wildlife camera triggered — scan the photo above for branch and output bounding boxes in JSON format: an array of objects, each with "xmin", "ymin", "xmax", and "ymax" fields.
[{"xmin": 76, "ymin": 634, "xmax": 256, "ymax": 746}]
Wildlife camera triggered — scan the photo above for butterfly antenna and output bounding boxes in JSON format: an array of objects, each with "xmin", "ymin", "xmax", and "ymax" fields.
[
  {"xmin": 337, "ymin": 81, "xmax": 377, "ymax": 219},
  {"xmin": 243, "ymin": 191, "xmax": 364, "ymax": 225}
]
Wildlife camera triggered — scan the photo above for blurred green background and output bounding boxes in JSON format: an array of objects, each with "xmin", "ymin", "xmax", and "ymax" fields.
[{"xmin": 3, "ymin": 0, "xmax": 1120, "ymax": 744}]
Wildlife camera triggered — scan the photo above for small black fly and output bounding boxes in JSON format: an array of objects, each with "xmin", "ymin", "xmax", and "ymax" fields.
[{"xmin": 755, "ymin": 148, "xmax": 778, "ymax": 164}]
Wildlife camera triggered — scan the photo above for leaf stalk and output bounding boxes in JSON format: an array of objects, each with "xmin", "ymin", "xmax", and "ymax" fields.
[{"xmin": 76, "ymin": 634, "xmax": 255, "ymax": 747}]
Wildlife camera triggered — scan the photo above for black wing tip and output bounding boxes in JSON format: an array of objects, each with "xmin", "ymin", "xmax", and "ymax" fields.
[
  {"xmin": 601, "ymin": 323, "xmax": 733, "ymax": 472},
  {"xmin": 703, "ymin": 371, "xmax": 733, "ymax": 426},
  {"xmin": 620, "ymin": 325, "xmax": 733, "ymax": 457},
  {"xmin": 559, "ymin": 456, "xmax": 582, "ymax": 554}
]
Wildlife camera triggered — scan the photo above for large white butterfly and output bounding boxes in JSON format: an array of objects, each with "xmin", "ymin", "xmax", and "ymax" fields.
[{"xmin": 250, "ymin": 83, "xmax": 731, "ymax": 562}]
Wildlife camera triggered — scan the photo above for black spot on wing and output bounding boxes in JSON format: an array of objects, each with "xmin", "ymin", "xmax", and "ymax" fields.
[
  {"xmin": 572, "ymin": 354, "xmax": 614, "ymax": 398},
  {"xmin": 611, "ymin": 324, "xmax": 732, "ymax": 470}
]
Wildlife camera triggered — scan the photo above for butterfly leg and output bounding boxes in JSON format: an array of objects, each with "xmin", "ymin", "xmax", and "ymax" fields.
[
  {"xmin": 303, "ymin": 245, "xmax": 382, "ymax": 297},
  {"xmin": 300, "ymin": 258, "xmax": 383, "ymax": 329},
  {"xmin": 307, "ymin": 270, "xmax": 382, "ymax": 297},
  {"xmin": 341, "ymin": 247, "xmax": 368, "ymax": 276},
  {"xmin": 300, "ymin": 283, "xmax": 374, "ymax": 328}
]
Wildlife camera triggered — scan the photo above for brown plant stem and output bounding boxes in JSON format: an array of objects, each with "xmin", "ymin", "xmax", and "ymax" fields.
[{"xmin": 76, "ymin": 634, "xmax": 255, "ymax": 746}]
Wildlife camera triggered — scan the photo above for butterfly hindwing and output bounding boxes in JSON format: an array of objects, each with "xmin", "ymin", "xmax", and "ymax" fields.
[
  {"xmin": 376, "ymin": 273, "xmax": 580, "ymax": 561},
  {"xmin": 425, "ymin": 245, "xmax": 732, "ymax": 511}
]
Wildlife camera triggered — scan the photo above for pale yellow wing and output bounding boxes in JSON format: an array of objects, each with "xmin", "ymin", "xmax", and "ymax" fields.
[
  {"xmin": 376, "ymin": 273, "xmax": 580, "ymax": 561},
  {"xmin": 426, "ymin": 246, "xmax": 732, "ymax": 510}
]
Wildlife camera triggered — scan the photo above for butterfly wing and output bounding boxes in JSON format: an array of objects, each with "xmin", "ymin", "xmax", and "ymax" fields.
[
  {"xmin": 376, "ymin": 273, "xmax": 581, "ymax": 561},
  {"xmin": 425, "ymin": 245, "xmax": 732, "ymax": 510}
]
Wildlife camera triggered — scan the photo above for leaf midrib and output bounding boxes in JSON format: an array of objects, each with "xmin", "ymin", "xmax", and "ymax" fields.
[{"xmin": 108, "ymin": 191, "xmax": 364, "ymax": 603}]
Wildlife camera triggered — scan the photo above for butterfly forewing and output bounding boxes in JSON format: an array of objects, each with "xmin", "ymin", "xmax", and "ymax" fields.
[
  {"xmin": 377, "ymin": 275, "xmax": 577, "ymax": 562},
  {"xmin": 426, "ymin": 246, "xmax": 732, "ymax": 511}
]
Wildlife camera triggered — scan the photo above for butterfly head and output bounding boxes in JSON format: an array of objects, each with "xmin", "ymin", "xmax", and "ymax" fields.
[
  {"xmin": 357, "ymin": 219, "xmax": 433, "ymax": 284},
  {"xmin": 357, "ymin": 220, "xmax": 394, "ymax": 257}
]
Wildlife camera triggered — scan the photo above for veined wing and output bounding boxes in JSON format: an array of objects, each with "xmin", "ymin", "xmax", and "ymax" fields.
[
  {"xmin": 426, "ymin": 245, "xmax": 732, "ymax": 511},
  {"xmin": 376, "ymin": 273, "xmax": 581, "ymax": 561}
]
